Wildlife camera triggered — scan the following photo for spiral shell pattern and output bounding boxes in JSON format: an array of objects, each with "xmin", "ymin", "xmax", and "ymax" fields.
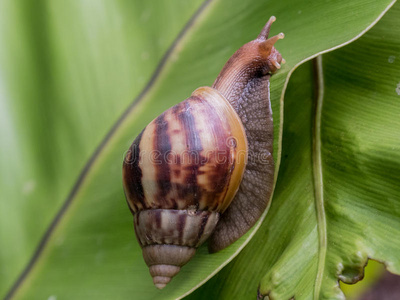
[{"xmin": 122, "ymin": 86, "xmax": 248, "ymax": 288}]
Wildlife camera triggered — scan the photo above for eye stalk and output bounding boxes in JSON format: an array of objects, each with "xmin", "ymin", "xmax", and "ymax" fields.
[
  {"xmin": 257, "ymin": 16, "xmax": 285, "ymax": 73},
  {"xmin": 257, "ymin": 15, "xmax": 278, "ymax": 39}
]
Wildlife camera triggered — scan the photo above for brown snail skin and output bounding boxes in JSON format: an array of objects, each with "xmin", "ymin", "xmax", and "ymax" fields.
[{"xmin": 122, "ymin": 16, "xmax": 284, "ymax": 289}]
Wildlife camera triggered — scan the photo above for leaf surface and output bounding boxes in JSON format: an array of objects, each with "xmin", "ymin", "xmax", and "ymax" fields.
[
  {"xmin": 0, "ymin": 0, "xmax": 396, "ymax": 299},
  {"xmin": 0, "ymin": 0, "xmax": 205, "ymax": 296},
  {"xmin": 189, "ymin": 2, "xmax": 400, "ymax": 299}
]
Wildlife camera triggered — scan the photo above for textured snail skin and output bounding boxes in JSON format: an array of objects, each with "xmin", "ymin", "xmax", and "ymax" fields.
[
  {"xmin": 122, "ymin": 16, "xmax": 283, "ymax": 289},
  {"xmin": 209, "ymin": 17, "xmax": 283, "ymax": 252}
]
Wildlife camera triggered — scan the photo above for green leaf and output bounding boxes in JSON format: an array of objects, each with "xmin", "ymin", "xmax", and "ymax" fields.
[
  {"xmin": 340, "ymin": 260, "xmax": 386, "ymax": 299},
  {"xmin": 0, "ymin": 0, "xmax": 205, "ymax": 296},
  {"xmin": 0, "ymin": 0, "xmax": 397, "ymax": 299},
  {"xmin": 189, "ymin": 2, "xmax": 400, "ymax": 300}
]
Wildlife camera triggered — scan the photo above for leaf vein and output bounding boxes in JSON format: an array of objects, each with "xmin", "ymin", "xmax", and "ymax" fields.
[
  {"xmin": 3, "ymin": 0, "xmax": 214, "ymax": 298},
  {"xmin": 312, "ymin": 55, "xmax": 327, "ymax": 300}
]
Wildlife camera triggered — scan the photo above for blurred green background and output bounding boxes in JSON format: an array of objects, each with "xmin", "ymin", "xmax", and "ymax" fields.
[{"xmin": 1, "ymin": 0, "xmax": 399, "ymax": 299}]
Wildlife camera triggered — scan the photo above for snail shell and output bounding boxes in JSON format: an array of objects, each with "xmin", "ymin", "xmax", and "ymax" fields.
[
  {"xmin": 123, "ymin": 16, "xmax": 284, "ymax": 289},
  {"xmin": 124, "ymin": 87, "xmax": 248, "ymax": 288}
]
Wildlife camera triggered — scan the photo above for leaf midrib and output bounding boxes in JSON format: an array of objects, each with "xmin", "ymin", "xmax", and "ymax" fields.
[
  {"xmin": 312, "ymin": 55, "xmax": 327, "ymax": 300},
  {"xmin": 4, "ymin": 0, "xmax": 214, "ymax": 298}
]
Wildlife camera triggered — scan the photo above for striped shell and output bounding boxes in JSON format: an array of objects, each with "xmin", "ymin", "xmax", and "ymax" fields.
[
  {"xmin": 123, "ymin": 16, "xmax": 284, "ymax": 289},
  {"xmin": 122, "ymin": 86, "xmax": 248, "ymax": 288}
]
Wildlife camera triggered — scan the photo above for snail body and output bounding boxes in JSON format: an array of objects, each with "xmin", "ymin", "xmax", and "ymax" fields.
[{"xmin": 123, "ymin": 16, "xmax": 284, "ymax": 289}]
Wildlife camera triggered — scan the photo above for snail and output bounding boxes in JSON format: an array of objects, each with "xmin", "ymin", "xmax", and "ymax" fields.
[{"xmin": 122, "ymin": 16, "xmax": 284, "ymax": 289}]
